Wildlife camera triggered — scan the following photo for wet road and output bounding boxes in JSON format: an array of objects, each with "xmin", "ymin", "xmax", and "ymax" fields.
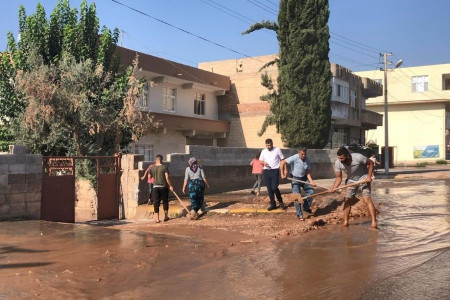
[{"xmin": 0, "ymin": 179, "xmax": 449, "ymax": 299}]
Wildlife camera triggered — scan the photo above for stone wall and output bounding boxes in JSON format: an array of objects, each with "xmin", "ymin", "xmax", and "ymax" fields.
[{"xmin": 0, "ymin": 145, "xmax": 42, "ymax": 220}]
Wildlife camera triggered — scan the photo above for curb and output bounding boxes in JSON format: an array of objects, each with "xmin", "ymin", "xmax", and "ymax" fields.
[{"xmin": 139, "ymin": 205, "xmax": 296, "ymax": 215}]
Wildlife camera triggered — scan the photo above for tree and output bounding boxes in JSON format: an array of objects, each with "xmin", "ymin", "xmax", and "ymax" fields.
[
  {"xmin": 243, "ymin": 0, "xmax": 332, "ymax": 148},
  {"xmin": 0, "ymin": 0, "xmax": 158, "ymax": 155}
]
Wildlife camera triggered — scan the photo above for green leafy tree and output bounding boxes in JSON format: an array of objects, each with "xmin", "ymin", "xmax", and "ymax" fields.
[
  {"xmin": 243, "ymin": 0, "xmax": 332, "ymax": 148},
  {"xmin": 0, "ymin": 0, "xmax": 158, "ymax": 155}
]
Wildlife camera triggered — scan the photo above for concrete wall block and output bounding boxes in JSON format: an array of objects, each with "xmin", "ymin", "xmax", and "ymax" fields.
[
  {"xmin": 0, "ymin": 204, "xmax": 10, "ymax": 215},
  {"xmin": 0, "ymin": 194, "xmax": 5, "ymax": 205},
  {"xmin": 0, "ymin": 174, "xmax": 7, "ymax": 186},
  {"xmin": 7, "ymin": 193, "xmax": 26, "ymax": 204},
  {"xmin": 6, "ymin": 183, "xmax": 28, "ymax": 194},
  {"xmin": 27, "ymin": 182, "xmax": 42, "ymax": 193},
  {"xmin": 26, "ymin": 174, "xmax": 37, "ymax": 183},
  {"xmin": 8, "ymin": 202, "xmax": 27, "ymax": 217},
  {"xmin": 0, "ymin": 164, "xmax": 8, "ymax": 174},
  {"xmin": 8, "ymin": 174, "xmax": 26, "ymax": 184},
  {"xmin": 0, "ymin": 155, "xmax": 17, "ymax": 164},
  {"xmin": 26, "ymin": 201, "xmax": 41, "ymax": 218},
  {"xmin": 26, "ymin": 164, "xmax": 42, "ymax": 174},
  {"xmin": 25, "ymin": 192, "xmax": 41, "ymax": 202},
  {"xmin": 25, "ymin": 154, "xmax": 42, "ymax": 165},
  {"xmin": 8, "ymin": 164, "xmax": 26, "ymax": 174},
  {"xmin": 9, "ymin": 145, "xmax": 28, "ymax": 155}
]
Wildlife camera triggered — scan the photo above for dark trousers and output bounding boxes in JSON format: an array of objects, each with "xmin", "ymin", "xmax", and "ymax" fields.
[
  {"xmin": 152, "ymin": 187, "xmax": 169, "ymax": 213},
  {"xmin": 263, "ymin": 169, "xmax": 283, "ymax": 207}
]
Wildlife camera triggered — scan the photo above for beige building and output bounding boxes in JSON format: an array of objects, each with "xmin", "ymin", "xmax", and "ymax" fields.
[
  {"xmin": 117, "ymin": 47, "xmax": 231, "ymax": 160},
  {"xmin": 198, "ymin": 55, "xmax": 382, "ymax": 149},
  {"xmin": 356, "ymin": 64, "xmax": 450, "ymax": 164}
]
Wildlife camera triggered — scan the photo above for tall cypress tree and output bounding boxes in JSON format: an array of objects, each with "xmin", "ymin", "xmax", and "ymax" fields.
[{"xmin": 244, "ymin": 0, "xmax": 332, "ymax": 148}]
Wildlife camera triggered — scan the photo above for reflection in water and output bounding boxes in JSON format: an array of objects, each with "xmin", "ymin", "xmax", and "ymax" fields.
[{"xmin": 0, "ymin": 180, "xmax": 449, "ymax": 299}]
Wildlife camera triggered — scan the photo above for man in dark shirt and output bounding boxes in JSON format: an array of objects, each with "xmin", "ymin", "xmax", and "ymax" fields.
[{"xmin": 147, "ymin": 154, "xmax": 174, "ymax": 223}]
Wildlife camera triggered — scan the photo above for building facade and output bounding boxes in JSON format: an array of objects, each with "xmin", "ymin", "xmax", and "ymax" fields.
[
  {"xmin": 198, "ymin": 55, "xmax": 382, "ymax": 149},
  {"xmin": 356, "ymin": 64, "xmax": 450, "ymax": 164},
  {"xmin": 117, "ymin": 47, "xmax": 231, "ymax": 160}
]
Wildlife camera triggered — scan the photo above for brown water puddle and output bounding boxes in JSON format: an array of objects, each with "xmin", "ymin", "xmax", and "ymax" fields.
[{"xmin": 1, "ymin": 179, "xmax": 449, "ymax": 299}]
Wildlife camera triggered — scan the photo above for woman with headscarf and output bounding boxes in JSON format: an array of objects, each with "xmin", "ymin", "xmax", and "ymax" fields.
[{"xmin": 182, "ymin": 157, "xmax": 210, "ymax": 220}]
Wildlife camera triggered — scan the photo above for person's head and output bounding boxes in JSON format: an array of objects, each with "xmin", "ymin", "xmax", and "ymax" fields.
[
  {"xmin": 155, "ymin": 154, "xmax": 163, "ymax": 163},
  {"xmin": 298, "ymin": 148, "xmax": 307, "ymax": 160},
  {"xmin": 188, "ymin": 157, "xmax": 197, "ymax": 167},
  {"xmin": 255, "ymin": 150, "xmax": 262, "ymax": 159},
  {"xmin": 337, "ymin": 147, "xmax": 351, "ymax": 164},
  {"xmin": 265, "ymin": 138, "xmax": 273, "ymax": 150}
]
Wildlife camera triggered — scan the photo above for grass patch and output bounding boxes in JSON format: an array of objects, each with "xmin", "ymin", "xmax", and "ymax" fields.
[
  {"xmin": 416, "ymin": 162, "xmax": 428, "ymax": 167},
  {"xmin": 436, "ymin": 159, "xmax": 447, "ymax": 165}
]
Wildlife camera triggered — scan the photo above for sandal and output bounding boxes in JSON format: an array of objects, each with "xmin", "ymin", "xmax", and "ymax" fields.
[{"xmin": 164, "ymin": 217, "xmax": 170, "ymax": 222}]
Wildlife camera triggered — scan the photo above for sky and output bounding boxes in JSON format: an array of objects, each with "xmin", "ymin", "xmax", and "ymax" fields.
[{"xmin": 0, "ymin": 0, "xmax": 449, "ymax": 72}]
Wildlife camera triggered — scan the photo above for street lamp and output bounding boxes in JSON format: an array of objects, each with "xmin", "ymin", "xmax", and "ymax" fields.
[{"xmin": 381, "ymin": 53, "xmax": 402, "ymax": 176}]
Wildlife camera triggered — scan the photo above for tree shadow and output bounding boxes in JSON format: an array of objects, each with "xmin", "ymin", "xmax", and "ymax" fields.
[
  {"xmin": 0, "ymin": 262, "xmax": 53, "ymax": 269},
  {"xmin": 0, "ymin": 246, "xmax": 49, "ymax": 255},
  {"xmin": 207, "ymin": 201, "xmax": 239, "ymax": 210}
]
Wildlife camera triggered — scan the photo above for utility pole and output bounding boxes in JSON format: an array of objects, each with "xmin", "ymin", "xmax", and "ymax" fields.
[
  {"xmin": 381, "ymin": 53, "xmax": 402, "ymax": 177},
  {"xmin": 383, "ymin": 52, "xmax": 390, "ymax": 177}
]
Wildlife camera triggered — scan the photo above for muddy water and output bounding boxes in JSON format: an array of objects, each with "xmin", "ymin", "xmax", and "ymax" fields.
[{"xmin": 1, "ymin": 179, "xmax": 449, "ymax": 299}]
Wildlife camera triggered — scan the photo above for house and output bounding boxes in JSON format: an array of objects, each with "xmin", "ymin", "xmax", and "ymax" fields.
[
  {"xmin": 356, "ymin": 63, "xmax": 450, "ymax": 163},
  {"xmin": 116, "ymin": 46, "xmax": 231, "ymax": 160},
  {"xmin": 198, "ymin": 55, "xmax": 383, "ymax": 149}
]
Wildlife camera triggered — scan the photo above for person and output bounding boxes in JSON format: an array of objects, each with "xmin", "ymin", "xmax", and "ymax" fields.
[
  {"xmin": 250, "ymin": 150, "xmax": 264, "ymax": 196},
  {"xmin": 144, "ymin": 154, "xmax": 173, "ymax": 223},
  {"xmin": 369, "ymin": 153, "xmax": 381, "ymax": 179},
  {"xmin": 182, "ymin": 157, "xmax": 210, "ymax": 220},
  {"xmin": 259, "ymin": 138, "xmax": 286, "ymax": 211},
  {"xmin": 141, "ymin": 162, "xmax": 155, "ymax": 204},
  {"xmin": 281, "ymin": 148, "xmax": 317, "ymax": 221},
  {"xmin": 330, "ymin": 147, "xmax": 377, "ymax": 229}
]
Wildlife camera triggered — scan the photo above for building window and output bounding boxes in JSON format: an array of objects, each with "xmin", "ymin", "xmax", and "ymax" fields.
[
  {"xmin": 134, "ymin": 144, "xmax": 154, "ymax": 161},
  {"xmin": 350, "ymin": 90, "xmax": 357, "ymax": 108},
  {"xmin": 194, "ymin": 93, "xmax": 205, "ymax": 115},
  {"xmin": 331, "ymin": 77, "xmax": 349, "ymax": 104},
  {"xmin": 412, "ymin": 75, "xmax": 428, "ymax": 92},
  {"xmin": 139, "ymin": 82, "xmax": 149, "ymax": 108},
  {"xmin": 442, "ymin": 74, "xmax": 450, "ymax": 90},
  {"xmin": 163, "ymin": 87, "xmax": 176, "ymax": 112}
]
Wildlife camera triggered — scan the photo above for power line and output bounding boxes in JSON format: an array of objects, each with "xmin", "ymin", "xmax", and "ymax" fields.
[
  {"xmin": 330, "ymin": 40, "xmax": 379, "ymax": 59},
  {"xmin": 110, "ymin": 0, "xmax": 263, "ymax": 62},
  {"xmin": 264, "ymin": 0, "xmax": 279, "ymax": 9},
  {"xmin": 252, "ymin": 0, "xmax": 278, "ymax": 13},
  {"xmin": 245, "ymin": 0, "xmax": 278, "ymax": 16},
  {"xmin": 330, "ymin": 35, "xmax": 380, "ymax": 54},
  {"xmin": 330, "ymin": 31, "xmax": 386, "ymax": 53},
  {"xmin": 200, "ymin": 0, "xmax": 277, "ymax": 37}
]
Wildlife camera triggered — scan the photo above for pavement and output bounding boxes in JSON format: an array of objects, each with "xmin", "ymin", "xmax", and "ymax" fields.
[{"xmin": 134, "ymin": 165, "xmax": 450, "ymax": 219}]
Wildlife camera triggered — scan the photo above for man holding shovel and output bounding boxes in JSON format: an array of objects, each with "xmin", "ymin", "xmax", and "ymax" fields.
[
  {"xmin": 330, "ymin": 147, "xmax": 377, "ymax": 229},
  {"xmin": 281, "ymin": 148, "xmax": 317, "ymax": 220}
]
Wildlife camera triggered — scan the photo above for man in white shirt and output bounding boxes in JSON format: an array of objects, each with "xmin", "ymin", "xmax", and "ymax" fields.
[{"xmin": 259, "ymin": 139, "xmax": 286, "ymax": 211}]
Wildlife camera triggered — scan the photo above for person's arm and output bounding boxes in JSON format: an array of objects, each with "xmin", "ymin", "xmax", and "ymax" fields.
[
  {"xmin": 201, "ymin": 169, "xmax": 210, "ymax": 188},
  {"xmin": 182, "ymin": 180, "xmax": 187, "ymax": 194},
  {"xmin": 366, "ymin": 158, "xmax": 374, "ymax": 183},
  {"xmin": 280, "ymin": 160, "xmax": 288, "ymax": 178},
  {"xmin": 140, "ymin": 165, "xmax": 151, "ymax": 180},
  {"xmin": 165, "ymin": 172, "xmax": 173, "ymax": 191},
  {"xmin": 306, "ymin": 170, "xmax": 316, "ymax": 186},
  {"xmin": 330, "ymin": 170, "xmax": 342, "ymax": 192},
  {"xmin": 259, "ymin": 152, "xmax": 269, "ymax": 167},
  {"xmin": 250, "ymin": 159, "xmax": 254, "ymax": 166}
]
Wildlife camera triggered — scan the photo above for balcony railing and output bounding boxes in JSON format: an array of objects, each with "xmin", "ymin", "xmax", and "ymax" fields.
[{"xmin": 361, "ymin": 109, "xmax": 383, "ymax": 128}]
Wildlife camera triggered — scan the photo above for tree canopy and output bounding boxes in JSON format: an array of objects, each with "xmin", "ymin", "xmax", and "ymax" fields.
[
  {"xmin": 0, "ymin": 0, "xmax": 157, "ymax": 154},
  {"xmin": 244, "ymin": 0, "xmax": 332, "ymax": 149}
]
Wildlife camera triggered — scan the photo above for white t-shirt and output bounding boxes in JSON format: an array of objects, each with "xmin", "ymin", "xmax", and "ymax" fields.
[{"xmin": 259, "ymin": 147, "xmax": 284, "ymax": 170}]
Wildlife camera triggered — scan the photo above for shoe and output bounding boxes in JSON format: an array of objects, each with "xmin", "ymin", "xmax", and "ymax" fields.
[
  {"xmin": 304, "ymin": 208, "xmax": 312, "ymax": 214},
  {"xmin": 164, "ymin": 217, "xmax": 170, "ymax": 222},
  {"xmin": 267, "ymin": 206, "xmax": 276, "ymax": 211},
  {"xmin": 251, "ymin": 190, "xmax": 256, "ymax": 195},
  {"xmin": 279, "ymin": 202, "xmax": 287, "ymax": 210}
]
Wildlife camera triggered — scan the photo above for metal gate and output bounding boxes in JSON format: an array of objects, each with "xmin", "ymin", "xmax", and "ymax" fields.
[{"xmin": 41, "ymin": 155, "xmax": 121, "ymax": 222}]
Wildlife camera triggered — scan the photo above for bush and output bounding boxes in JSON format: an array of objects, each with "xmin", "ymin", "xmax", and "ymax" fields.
[
  {"xmin": 416, "ymin": 162, "xmax": 428, "ymax": 167},
  {"xmin": 436, "ymin": 159, "xmax": 447, "ymax": 165}
]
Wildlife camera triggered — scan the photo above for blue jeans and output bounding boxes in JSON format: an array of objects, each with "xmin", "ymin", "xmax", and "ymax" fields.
[
  {"xmin": 263, "ymin": 169, "xmax": 283, "ymax": 207},
  {"xmin": 291, "ymin": 175, "xmax": 314, "ymax": 218}
]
